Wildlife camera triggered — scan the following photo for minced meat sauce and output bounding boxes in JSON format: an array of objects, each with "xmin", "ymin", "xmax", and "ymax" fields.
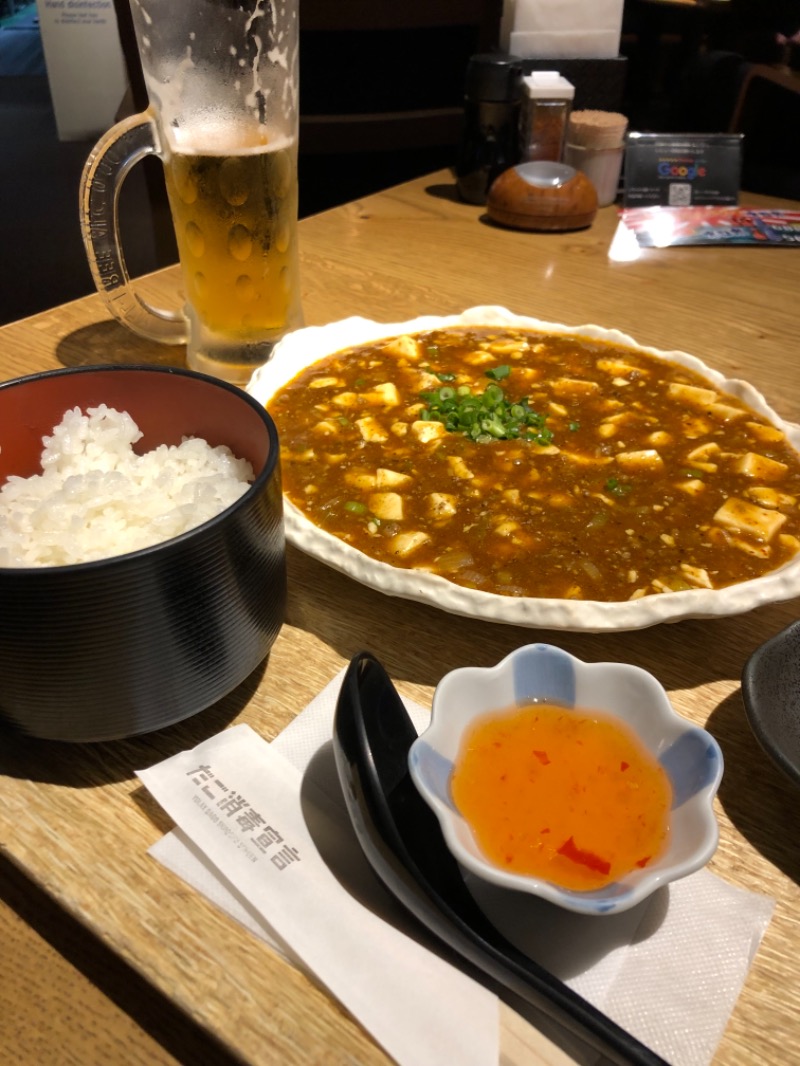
[{"xmin": 268, "ymin": 327, "xmax": 800, "ymax": 602}]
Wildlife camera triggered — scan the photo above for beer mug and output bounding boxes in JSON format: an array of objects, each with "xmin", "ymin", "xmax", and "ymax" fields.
[{"xmin": 80, "ymin": 0, "xmax": 302, "ymax": 385}]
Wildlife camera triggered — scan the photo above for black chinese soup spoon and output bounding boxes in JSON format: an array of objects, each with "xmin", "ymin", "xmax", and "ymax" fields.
[{"xmin": 332, "ymin": 651, "xmax": 667, "ymax": 1066}]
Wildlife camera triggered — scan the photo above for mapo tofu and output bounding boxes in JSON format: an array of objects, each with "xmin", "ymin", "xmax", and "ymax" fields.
[{"xmin": 268, "ymin": 327, "xmax": 800, "ymax": 603}]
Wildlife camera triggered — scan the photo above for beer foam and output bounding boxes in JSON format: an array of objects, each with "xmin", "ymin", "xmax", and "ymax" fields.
[{"xmin": 166, "ymin": 116, "xmax": 294, "ymax": 156}]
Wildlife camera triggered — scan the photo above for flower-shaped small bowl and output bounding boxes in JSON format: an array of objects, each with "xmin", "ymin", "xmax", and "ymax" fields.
[{"xmin": 408, "ymin": 644, "xmax": 723, "ymax": 915}]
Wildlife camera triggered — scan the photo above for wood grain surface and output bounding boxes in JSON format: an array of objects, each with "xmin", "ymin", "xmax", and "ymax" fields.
[{"xmin": 1, "ymin": 172, "xmax": 799, "ymax": 1065}]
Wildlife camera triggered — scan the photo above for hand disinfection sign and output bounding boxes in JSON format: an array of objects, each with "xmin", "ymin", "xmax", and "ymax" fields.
[{"xmin": 36, "ymin": 0, "xmax": 127, "ymax": 141}]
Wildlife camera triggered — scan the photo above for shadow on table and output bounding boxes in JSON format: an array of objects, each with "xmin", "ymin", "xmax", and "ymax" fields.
[
  {"xmin": 422, "ymin": 178, "xmax": 462, "ymax": 204},
  {"xmin": 283, "ymin": 544, "xmax": 793, "ymax": 695},
  {"xmin": 0, "ymin": 851, "xmax": 244, "ymax": 1066},
  {"xmin": 707, "ymin": 688, "xmax": 800, "ymax": 887},
  {"xmin": 54, "ymin": 319, "xmax": 186, "ymax": 371}
]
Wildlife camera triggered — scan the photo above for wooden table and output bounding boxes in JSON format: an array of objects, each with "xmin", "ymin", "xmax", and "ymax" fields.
[{"xmin": 1, "ymin": 172, "xmax": 799, "ymax": 1065}]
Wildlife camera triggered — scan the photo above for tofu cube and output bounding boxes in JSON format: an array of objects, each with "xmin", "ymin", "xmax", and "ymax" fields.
[
  {"xmin": 668, "ymin": 383, "xmax": 718, "ymax": 407},
  {"xmin": 388, "ymin": 531, "xmax": 430, "ymax": 557},
  {"xmin": 733, "ymin": 452, "xmax": 789, "ymax": 481},
  {"xmin": 746, "ymin": 421, "xmax": 785, "ymax": 444},
  {"xmin": 345, "ymin": 470, "xmax": 377, "ymax": 490},
  {"xmin": 445, "ymin": 455, "xmax": 474, "ymax": 479},
  {"xmin": 615, "ymin": 449, "xmax": 664, "ymax": 472},
  {"xmin": 745, "ymin": 486, "xmax": 796, "ymax": 509},
  {"xmin": 355, "ymin": 416, "xmax": 389, "ymax": 442},
  {"xmin": 713, "ymin": 497, "xmax": 787, "ymax": 541},
  {"xmin": 308, "ymin": 376, "xmax": 343, "ymax": 389},
  {"xmin": 426, "ymin": 493, "xmax": 458, "ymax": 519},
  {"xmin": 369, "ymin": 492, "xmax": 405, "ymax": 521},
  {"xmin": 382, "ymin": 335, "xmax": 422, "ymax": 362},
  {"xmin": 363, "ymin": 382, "xmax": 400, "ymax": 407},
  {"xmin": 411, "ymin": 420, "xmax": 447, "ymax": 443},
  {"xmin": 376, "ymin": 468, "xmax": 413, "ymax": 489}
]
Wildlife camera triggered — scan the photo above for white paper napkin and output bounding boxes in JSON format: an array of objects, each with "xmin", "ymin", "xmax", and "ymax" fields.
[
  {"xmin": 139, "ymin": 671, "xmax": 774, "ymax": 1066},
  {"xmin": 510, "ymin": 0, "xmax": 624, "ymax": 58},
  {"xmin": 509, "ymin": 29, "xmax": 622, "ymax": 60}
]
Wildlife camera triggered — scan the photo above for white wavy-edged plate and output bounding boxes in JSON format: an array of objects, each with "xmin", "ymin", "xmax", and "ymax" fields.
[{"xmin": 247, "ymin": 306, "xmax": 800, "ymax": 632}]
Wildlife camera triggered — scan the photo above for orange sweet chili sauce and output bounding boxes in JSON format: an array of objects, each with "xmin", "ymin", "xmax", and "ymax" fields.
[{"xmin": 450, "ymin": 703, "xmax": 672, "ymax": 892}]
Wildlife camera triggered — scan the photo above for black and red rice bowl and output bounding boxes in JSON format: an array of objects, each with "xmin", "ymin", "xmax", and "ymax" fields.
[{"xmin": 0, "ymin": 364, "xmax": 286, "ymax": 742}]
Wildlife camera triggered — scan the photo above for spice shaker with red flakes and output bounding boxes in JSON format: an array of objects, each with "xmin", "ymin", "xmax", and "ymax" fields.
[{"xmin": 519, "ymin": 72, "xmax": 575, "ymax": 163}]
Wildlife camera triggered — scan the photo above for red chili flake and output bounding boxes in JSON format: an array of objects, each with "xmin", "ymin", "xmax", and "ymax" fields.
[
  {"xmin": 557, "ymin": 836, "xmax": 611, "ymax": 875},
  {"xmin": 635, "ymin": 856, "xmax": 651, "ymax": 868},
  {"xmin": 540, "ymin": 827, "xmax": 551, "ymax": 835},
  {"xmin": 620, "ymin": 761, "xmax": 630, "ymax": 772},
  {"xmin": 533, "ymin": 749, "xmax": 550, "ymax": 765}
]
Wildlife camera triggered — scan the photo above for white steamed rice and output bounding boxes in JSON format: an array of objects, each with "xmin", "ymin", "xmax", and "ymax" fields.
[{"xmin": 0, "ymin": 404, "xmax": 254, "ymax": 567}]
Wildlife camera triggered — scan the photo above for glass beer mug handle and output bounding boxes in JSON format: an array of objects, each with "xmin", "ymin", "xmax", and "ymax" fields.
[{"xmin": 79, "ymin": 112, "xmax": 187, "ymax": 345}]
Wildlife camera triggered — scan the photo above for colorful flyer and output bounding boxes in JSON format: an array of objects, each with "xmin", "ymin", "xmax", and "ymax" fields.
[{"xmin": 619, "ymin": 206, "xmax": 800, "ymax": 247}]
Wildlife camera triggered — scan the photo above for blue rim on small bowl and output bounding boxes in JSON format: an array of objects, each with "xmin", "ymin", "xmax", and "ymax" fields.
[{"xmin": 408, "ymin": 643, "xmax": 723, "ymax": 915}]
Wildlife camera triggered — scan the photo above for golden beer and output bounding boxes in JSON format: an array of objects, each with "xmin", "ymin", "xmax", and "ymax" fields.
[{"xmin": 162, "ymin": 126, "xmax": 301, "ymax": 380}]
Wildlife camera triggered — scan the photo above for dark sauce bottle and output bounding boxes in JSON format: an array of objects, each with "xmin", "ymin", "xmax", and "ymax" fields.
[{"xmin": 456, "ymin": 54, "xmax": 522, "ymax": 206}]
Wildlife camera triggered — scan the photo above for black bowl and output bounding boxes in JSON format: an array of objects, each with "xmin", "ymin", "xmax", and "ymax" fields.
[
  {"xmin": 0, "ymin": 364, "xmax": 285, "ymax": 742},
  {"xmin": 741, "ymin": 618, "xmax": 800, "ymax": 787}
]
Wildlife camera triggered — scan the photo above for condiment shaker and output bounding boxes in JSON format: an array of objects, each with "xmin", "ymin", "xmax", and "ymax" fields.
[
  {"xmin": 519, "ymin": 72, "xmax": 575, "ymax": 164},
  {"xmin": 455, "ymin": 54, "xmax": 522, "ymax": 206},
  {"xmin": 564, "ymin": 110, "xmax": 629, "ymax": 207}
]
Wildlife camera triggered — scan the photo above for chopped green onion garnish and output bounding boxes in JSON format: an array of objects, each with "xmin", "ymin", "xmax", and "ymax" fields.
[
  {"xmin": 344, "ymin": 501, "xmax": 368, "ymax": 514},
  {"xmin": 418, "ymin": 378, "xmax": 553, "ymax": 445},
  {"xmin": 485, "ymin": 364, "xmax": 511, "ymax": 381},
  {"xmin": 605, "ymin": 478, "xmax": 632, "ymax": 497}
]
